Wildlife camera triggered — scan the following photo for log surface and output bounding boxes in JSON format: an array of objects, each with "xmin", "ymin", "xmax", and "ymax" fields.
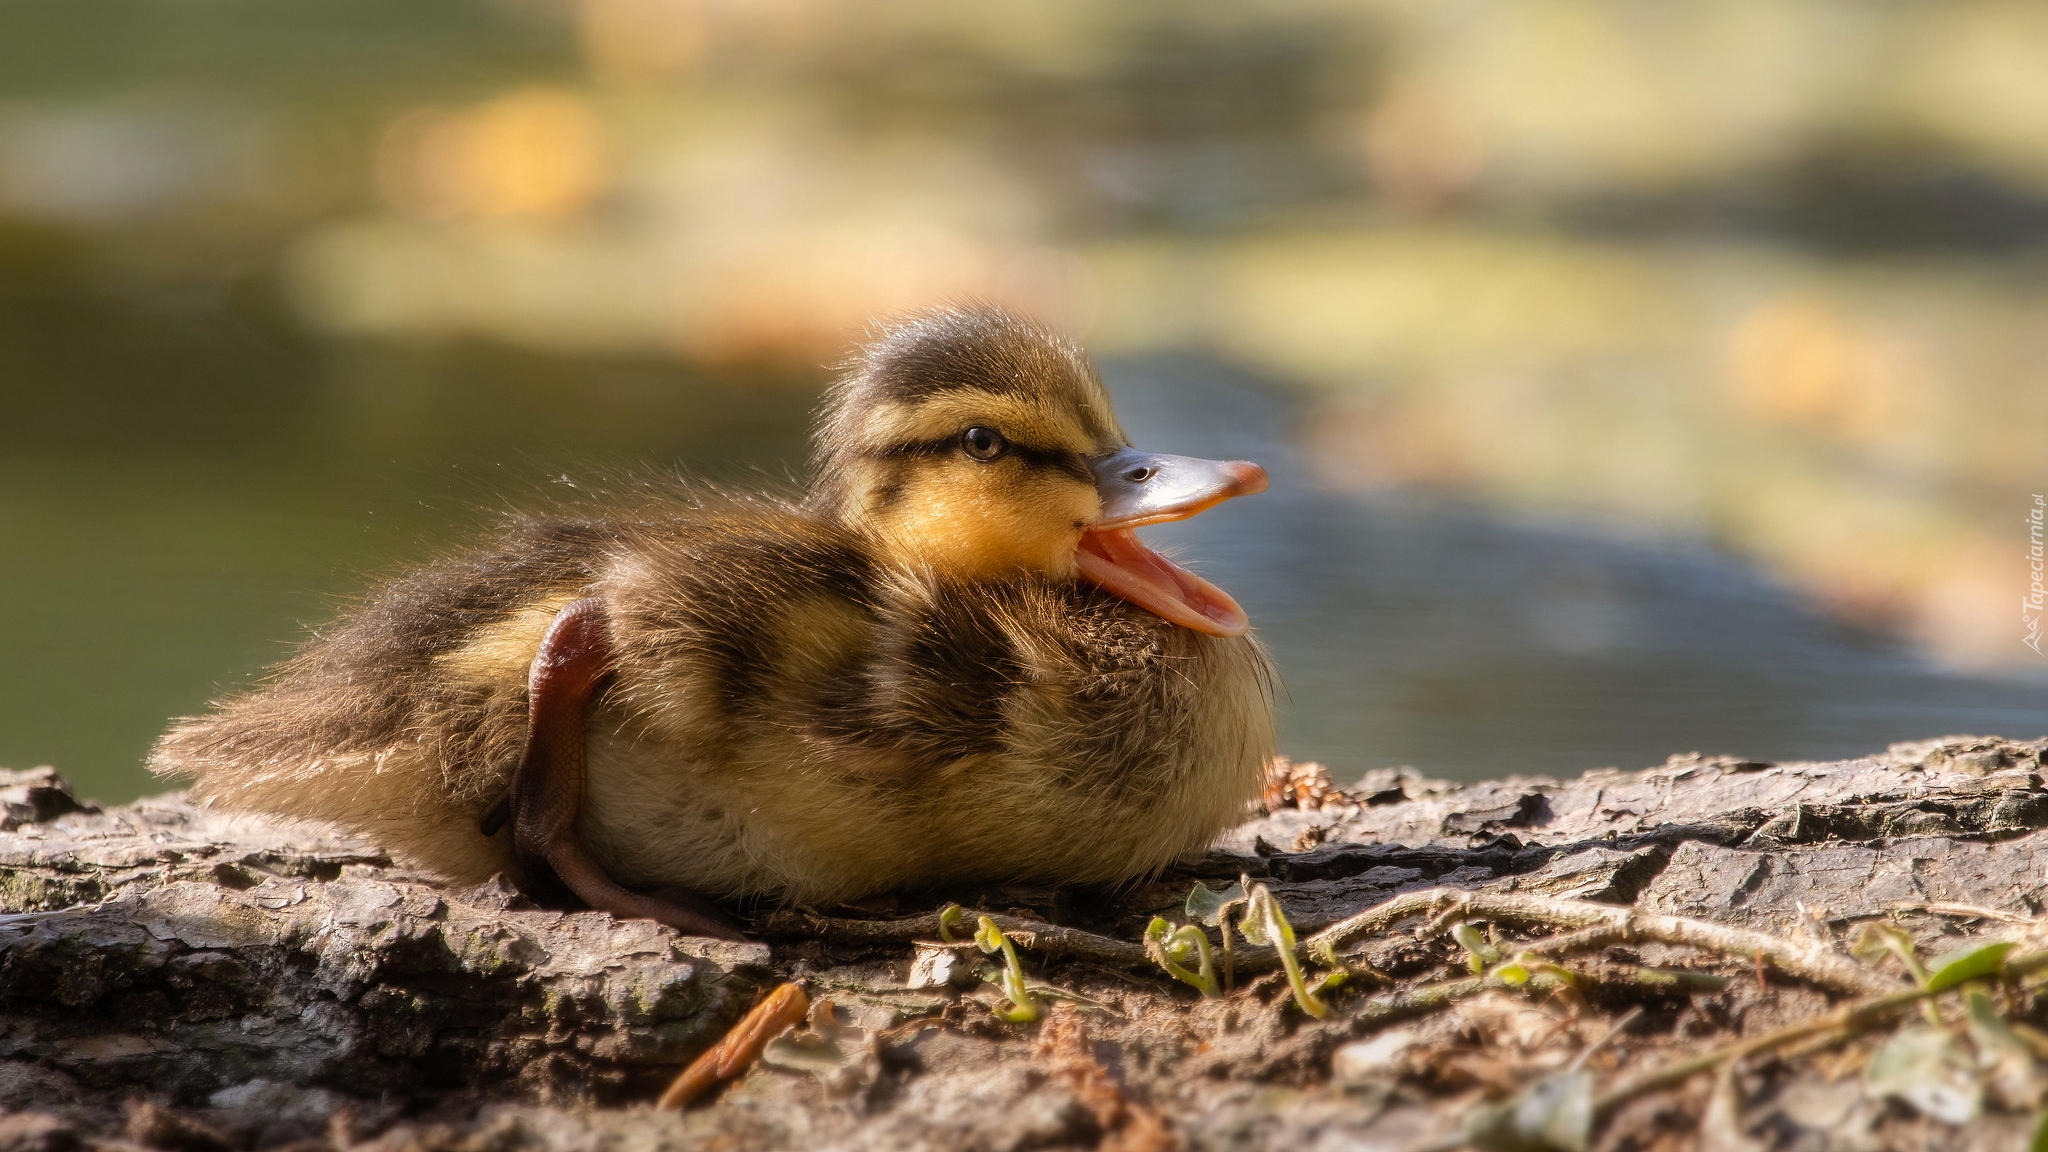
[{"xmin": 4, "ymin": 736, "xmax": 2045, "ymax": 1151}]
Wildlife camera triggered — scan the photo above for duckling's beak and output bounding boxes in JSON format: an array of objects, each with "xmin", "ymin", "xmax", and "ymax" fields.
[{"xmin": 1076, "ymin": 449, "xmax": 1268, "ymax": 638}]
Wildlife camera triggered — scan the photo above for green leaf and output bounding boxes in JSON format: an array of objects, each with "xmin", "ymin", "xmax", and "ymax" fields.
[
  {"xmin": 1185, "ymin": 880, "xmax": 1246, "ymax": 927},
  {"xmin": 1865, "ymin": 1025, "xmax": 1982, "ymax": 1125},
  {"xmin": 1493, "ymin": 960, "xmax": 1532, "ymax": 986},
  {"xmin": 1924, "ymin": 940, "xmax": 2017, "ymax": 993},
  {"xmin": 2031, "ymin": 1108, "xmax": 2048, "ymax": 1152},
  {"xmin": 1465, "ymin": 1070, "xmax": 1593, "ymax": 1152}
]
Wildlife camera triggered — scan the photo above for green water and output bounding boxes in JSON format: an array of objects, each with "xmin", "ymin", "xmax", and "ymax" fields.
[{"xmin": 0, "ymin": 329, "xmax": 822, "ymax": 803}]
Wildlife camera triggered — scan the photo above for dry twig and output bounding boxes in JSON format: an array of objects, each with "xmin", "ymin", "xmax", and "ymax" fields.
[
  {"xmin": 1310, "ymin": 889, "xmax": 1897, "ymax": 997},
  {"xmin": 1592, "ymin": 947, "xmax": 2048, "ymax": 1119}
]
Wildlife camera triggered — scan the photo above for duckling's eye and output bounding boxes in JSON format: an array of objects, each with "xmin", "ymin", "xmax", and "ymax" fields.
[{"xmin": 960, "ymin": 426, "xmax": 1007, "ymax": 461}]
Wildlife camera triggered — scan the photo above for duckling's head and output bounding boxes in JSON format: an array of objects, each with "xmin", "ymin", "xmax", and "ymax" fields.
[{"xmin": 810, "ymin": 307, "xmax": 1266, "ymax": 637}]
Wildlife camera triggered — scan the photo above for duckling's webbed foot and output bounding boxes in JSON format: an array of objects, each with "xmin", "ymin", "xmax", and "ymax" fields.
[{"xmin": 493, "ymin": 596, "xmax": 748, "ymax": 941}]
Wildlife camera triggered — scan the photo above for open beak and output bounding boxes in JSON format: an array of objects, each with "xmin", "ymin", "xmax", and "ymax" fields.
[{"xmin": 1074, "ymin": 449, "xmax": 1268, "ymax": 637}]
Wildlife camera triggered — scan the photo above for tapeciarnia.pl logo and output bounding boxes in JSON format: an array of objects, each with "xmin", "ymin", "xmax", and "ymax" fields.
[{"xmin": 2027, "ymin": 494, "xmax": 2045, "ymax": 656}]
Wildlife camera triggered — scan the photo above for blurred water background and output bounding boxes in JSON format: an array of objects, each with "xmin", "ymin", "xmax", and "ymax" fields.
[{"xmin": 2, "ymin": 0, "xmax": 2043, "ymax": 804}]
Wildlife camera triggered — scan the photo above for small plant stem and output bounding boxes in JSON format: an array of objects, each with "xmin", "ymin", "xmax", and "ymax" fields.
[
  {"xmin": 760, "ymin": 908, "xmax": 1165, "ymax": 967},
  {"xmin": 1889, "ymin": 900, "xmax": 2037, "ymax": 925},
  {"xmin": 1592, "ymin": 994, "xmax": 1906, "ymax": 1119},
  {"xmin": 1245, "ymin": 884, "xmax": 1330, "ymax": 1018},
  {"xmin": 1309, "ymin": 889, "xmax": 1896, "ymax": 997},
  {"xmin": 1219, "ymin": 913, "xmax": 1237, "ymax": 993},
  {"xmin": 1302, "ymin": 963, "xmax": 1731, "ymax": 1054},
  {"xmin": 1192, "ymin": 928, "xmax": 1219, "ymax": 995},
  {"xmin": 2008, "ymin": 1021, "xmax": 2048, "ymax": 1061},
  {"xmin": 1512, "ymin": 924, "xmax": 1627, "ymax": 958},
  {"xmin": 1593, "ymin": 947, "xmax": 2048, "ymax": 1121},
  {"xmin": 1349, "ymin": 973, "xmax": 1498, "ymax": 1028},
  {"xmin": 1217, "ymin": 875, "xmax": 1250, "ymax": 993},
  {"xmin": 1143, "ymin": 919, "xmax": 1221, "ymax": 998},
  {"xmin": 1570, "ymin": 1006, "xmax": 1644, "ymax": 1072},
  {"xmin": 1866, "ymin": 930, "xmax": 1946, "ymax": 1026}
]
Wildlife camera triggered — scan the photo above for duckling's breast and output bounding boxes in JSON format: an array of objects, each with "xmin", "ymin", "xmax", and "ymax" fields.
[
  {"xmin": 943, "ymin": 587, "xmax": 1276, "ymax": 887},
  {"xmin": 581, "ymin": 534, "xmax": 1274, "ymax": 903}
]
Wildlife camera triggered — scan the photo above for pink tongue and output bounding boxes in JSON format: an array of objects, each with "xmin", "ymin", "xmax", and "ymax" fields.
[{"xmin": 1074, "ymin": 528, "xmax": 1249, "ymax": 638}]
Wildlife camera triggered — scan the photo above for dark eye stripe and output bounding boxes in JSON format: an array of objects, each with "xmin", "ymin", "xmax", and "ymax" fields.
[
  {"xmin": 863, "ymin": 438, "xmax": 1089, "ymax": 481},
  {"xmin": 867, "ymin": 437, "xmax": 956, "ymax": 460},
  {"xmin": 1015, "ymin": 445, "xmax": 1092, "ymax": 482}
]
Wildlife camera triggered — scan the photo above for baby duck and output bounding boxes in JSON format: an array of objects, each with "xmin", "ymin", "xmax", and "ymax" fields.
[{"xmin": 153, "ymin": 307, "xmax": 1275, "ymax": 939}]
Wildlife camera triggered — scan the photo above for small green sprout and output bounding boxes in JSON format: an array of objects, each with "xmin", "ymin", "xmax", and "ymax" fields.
[
  {"xmin": 1851, "ymin": 923, "xmax": 2017, "ymax": 1027},
  {"xmin": 1486, "ymin": 953, "xmax": 1580, "ymax": 990},
  {"xmin": 937, "ymin": 904, "xmax": 965, "ymax": 944},
  {"xmin": 1452, "ymin": 922, "xmax": 1502, "ymax": 974},
  {"xmin": 1850, "ymin": 922, "xmax": 1929, "ymax": 983},
  {"xmin": 1306, "ymin": 968, "xmax": 1348, "ymax": 999},
  {"xmin": 1238, "ymin": 883, "xmax": 1331, "ymax": 1019},
  {"xmin": 973, "ymin": 915, "xmax": 1040, "ymax": 1023},
  {"xmin": 1144, "ymin": 917, "xmax": 1221, "ymax": 997},
  {"xmin": 1493, "ymin": 956, "xmax": 1533, "ymax": 986}
]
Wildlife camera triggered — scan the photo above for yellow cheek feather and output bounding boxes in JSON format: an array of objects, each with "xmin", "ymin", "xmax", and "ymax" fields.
[{"xmin": 871, "ymin": 459, "xmax": 1097, "ymax": 579}]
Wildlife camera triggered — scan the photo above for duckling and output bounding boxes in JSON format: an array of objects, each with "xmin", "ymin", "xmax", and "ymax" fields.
[{"xmin": 152, "ymin": 307, "xmax": 1275, "ymax": 939}]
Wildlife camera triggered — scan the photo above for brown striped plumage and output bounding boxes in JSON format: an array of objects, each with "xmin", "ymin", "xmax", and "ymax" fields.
[{"xmin": 151, "ymin": 308, "xmax": 1275, "ymax": 906}]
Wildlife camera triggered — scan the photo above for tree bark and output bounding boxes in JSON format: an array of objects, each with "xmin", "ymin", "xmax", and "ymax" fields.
[{"xmin": 4, "ymin": 735, "xmax": 2045, "ymax": 1151}]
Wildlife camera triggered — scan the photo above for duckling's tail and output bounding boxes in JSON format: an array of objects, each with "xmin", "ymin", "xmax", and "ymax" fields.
[
  {"xmin": 150, "ymin": 518, "xmax": 615, "ymax": 884},
  {"xmin": 150, "ymin": 649, "xmax": 525, "ymax": 885}
]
